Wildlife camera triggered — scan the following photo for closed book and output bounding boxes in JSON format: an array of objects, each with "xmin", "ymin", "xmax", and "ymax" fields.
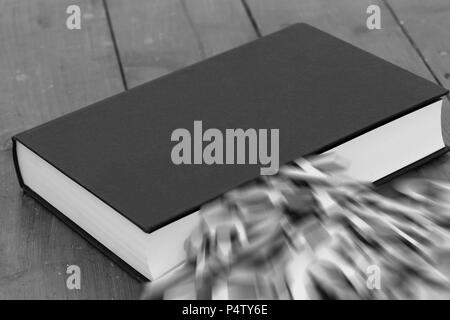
[{"xmin": 12, "ymin": 23, "xmax": 448, "ymax": 280}]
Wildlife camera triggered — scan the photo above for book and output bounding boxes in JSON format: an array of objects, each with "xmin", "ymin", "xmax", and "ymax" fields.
[{"xmin": 12, "ymin": 23, "xmax": 448, "ymax": 281}]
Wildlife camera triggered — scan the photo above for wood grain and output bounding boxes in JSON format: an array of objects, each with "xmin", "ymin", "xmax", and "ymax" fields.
[
  {"xmin": 106, "ymin": 0, "xmax": 256, "ymax": 88},
  {"xmin": 384, "ymin": 0, "xmax": 450, "ymax": 89},
  {"xmin": 244, "ymin": 0, "xmax": 435, "ymax": 79},
  {"xmin": 0, "ymin": 0, "xmax": 140, "ymax": 299}
]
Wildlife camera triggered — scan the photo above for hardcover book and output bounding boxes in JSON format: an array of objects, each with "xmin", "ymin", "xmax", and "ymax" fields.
[{"xmin": 12, "ymin": 23, "xmax": 448, "ymax": 280}]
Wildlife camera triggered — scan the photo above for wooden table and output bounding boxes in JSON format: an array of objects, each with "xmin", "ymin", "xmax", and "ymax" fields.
[{"xmin": 0, "ymin": 0, "xmax": 449, "ymax": 299}]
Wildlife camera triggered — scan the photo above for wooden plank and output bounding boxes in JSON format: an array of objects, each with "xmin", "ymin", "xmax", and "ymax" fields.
[
  {"xmin": 244, "ymin": 0, "xmax": 450, "ymax": 181},
  {"xmin": 384, "ymin": 0, "xmax": 450, "ymax": 89},
  {"xmin": 106, "ymin": 0, "xmax": 256, "ymax": 88},
  {"xmin": 0, "ymin": 0, "xmax": 139, "ymax": 299},
  {"xmin": 181, "ymin": 0, "xmax": 257, "ymax": 57},
  {"xmin": 244, "ymin": 0, "xmax": 435, "ymax": 79},
  {"xmin": 383, "ymin": 0, "xmax": 450, "ymax": 163}
]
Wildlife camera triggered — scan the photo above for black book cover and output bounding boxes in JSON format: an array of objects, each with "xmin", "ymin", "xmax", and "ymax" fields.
[{"xmin": 12, "ymin": 23, "xmax": 448, "ymax": 239}]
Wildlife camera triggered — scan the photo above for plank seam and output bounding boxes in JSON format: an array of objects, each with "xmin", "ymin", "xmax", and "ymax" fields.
[
  {"xmin": 381, "ymin": 0, "xmax": 443, "ymax": 88},
  {"xmin": 102, "ymin": 0, "xmax": 128, "ymax": 91},
  {"xmin": 241, "ymin": 0, "xmax": 262, "ymax": 38},
  {"xmin": 179, "ymin": 0, "xmax": 207, "ymax": 59}
]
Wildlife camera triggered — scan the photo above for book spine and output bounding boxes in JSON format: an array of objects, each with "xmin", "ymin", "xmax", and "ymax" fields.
[{"xmin": 11, "ymin": 137, "xmax": 25, "ymax": 189}]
